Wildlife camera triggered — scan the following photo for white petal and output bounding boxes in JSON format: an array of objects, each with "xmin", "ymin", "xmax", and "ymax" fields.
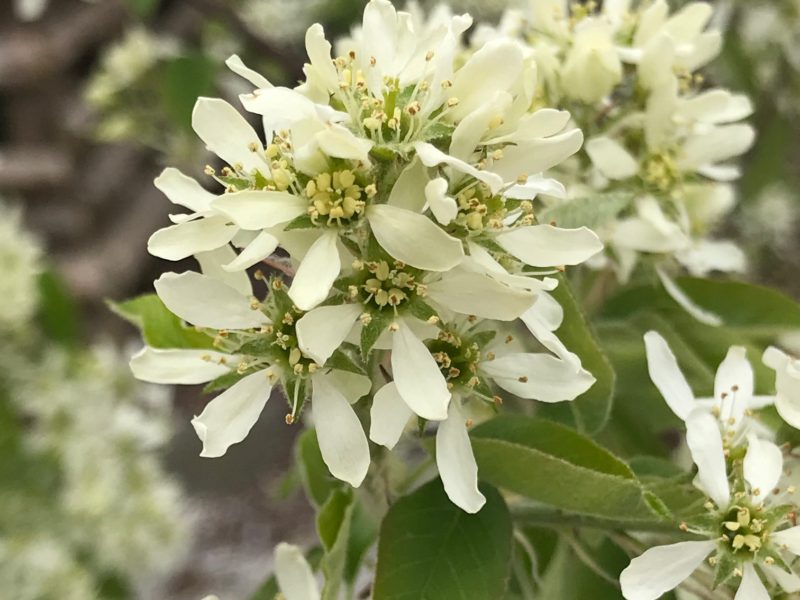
[
  {"xmin": 735, "ymin": 563, "xmax": 769, "ymax": 600},
  {"xmin": 304, "ymin": 24, "xmax": 339, "ymax": 91},
  {"xmin": 685, "ymin": 411, "xmax": 730, "ymax": 507},
  {"xmin": 288, "ymin": 231, "xmax": 341, "ymax": 311},
  {"xmin": 449, "ymin": 90, "xmax": 513, "ymax": 161},
  {"xmin": 482, "ymin": 353, "xmax": 595, "ymax": 402},
  {"xmin": 192, "ymin": 97, "xmax": 268, "ymax": 173},
  {"xmin": 643, "ymin": 331, "xmax": 695, "ymax": 420},
  {"xmin": 191, "ymin": 369, "xmax": 274, "ymax": 457},
  {"xmin": 367, "ymin": 204, "xmax": 464, "ymax": 271},
  {"xmin": 426, "ymin": 271, "xmax": 535, "ymax": 321},
  {"xmin": 154, "ymin": 167, "xmax": 216, "ymax": 213},
  {"xmin": 436, "ymin": 400, "xmax": 486, "ymax": 513},
  {"xmin": 679, "ymin": 124, "xmax": 756, "ymax": 171},
  {"xmin": 449, "ymin": 39, "xmax": 523, "ymax": 121},
  {"xmin": 391, "ymin": 319, "xmax": 450, "ymax": 421},
  {"xmin": 585, "ymin": 136, "xmax": 639, "ymax": 180},
  {"xmin": 503, "ymin": 177, "xmax": 566, "ymax": 200},
  {"xmin": 312, "ymin": 373, "xmax": 370, "ymax": 487},
  {"xmin": 154, "ymin": 271, "xmax": 265, "ymax": 330},
  {"xmin": 369, "ymin": 382, "xmax": 413, "ymax": 449},
  {"xmin": 147, "ymin": 216, "xmax": 237, "ymax": 261},
  {"xmin": 619, "ymin": 540, "xmax": 714, "ymax": 600},
  {"xmin": 316, "ymin": 124, "xmax": 373, "ymax": 163},
  {"xmin": 743, "ymin": 434, "xmax": 783, "ymax": 500},
  {"xmin": 714, "ymin": 346, "xmax": 752, "ymax": 430},
  {"xmin": 490, "ymin": 129, "xmax": 583, "ymax": 182},
  {"xmin": 764, "ymin": 563, "xmax": 800, "ymax": 594},
  {"xmin": 196, "ymin": 245, "xmax": 253, "ymax": 296},
  {"xmin": 425, "ymin": 177, "xmax": 458, "ymax": 226},
  {"xmin": 675, "ymin": 240, "xmax": 747, "ymax": 277},
  {"xmin": 387, "ymin": 158, "xmax": 428, "ymax": 212},
  {"xmin": 223, "ymin": 230, "xmax": 280, "ymax": 272},
  {"xmin": 414, "ymin": 141, "xmax": 504, "ymax": 193},
  {"xmin": 496, "ymin": 225, "xmax": 603, "ymax": 267},
  {"xmin": 681, "ymin": 89, "xmax": 752, "ymax": 124},
  {"xmin": 274, "ymin": 543, "xmax": 320, "ymax": 600},
  {"xmin": 296, "ymin": 304, "xmax": 361, "ymax": 365},
  {"xmin": 772, "ymin": 526, "xmax": 800, "ymax": 556},
  {"xmin": 492, "ymin": 108, "xmax": 571, "ymax": 143},
  {"xmin": 326, "ymin": 370, "xmax": 372, "ymax": 404},
  {"xmin": 657, "ymin": 268, "xmax": 722, "ymax": 327},
  {"xmin": 776, "ymin": 394, "xmax": 800, "ymax": 431},
  {"xmin": 225, "ymin": 54, "xmax": 272, "ymax": 89},
  {"xmin": 211, "ymin": 190, "xmax": 306, "ymax": 230},
  {"xmin": 130, "ymin": 347, "xmax": 231, "ymax": 384}
]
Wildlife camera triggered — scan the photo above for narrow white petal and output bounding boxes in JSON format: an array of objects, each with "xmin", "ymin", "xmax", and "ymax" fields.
[
  {"xmin": 426, "ymin": 271, "xmax": 535, "ymax": 321},
  {"xmin": 211, "ymin": 190, "xmax": 306, "ymax": 230},
  {"xmin": 620, "ymin": 540, "xmax": 714, "ymax": 600},
  {"xmin": 196, "ymin": 245, "xmax": 253, "ymax": 296},
  {"xmin": 414, "ymin": 141, "xmax": 504, "ymax": 193},
  {"xmin": 191, "ymin": 369, "xmax": 274, "ymax": 457},
  {"xmin": 763, "ymin": 563, "xmax": 800, "ymax": 594},
  {"xmin": 772, "ymin": 526, "xmax": 800, "ymax": 555},
  {"xmin": 225, "ymin": 54, "xmax": 272, "ymax": 89},
  {"xmin": 449, "ymin": 90, "xmax": 512, "ymax": 161},
  {"xmin": 776, "ymin": 395, "xmax": 800, "ymax": 431},
  {"xmin": 657, "ymin": 268, "xmax": 722, "ymax": 327},
  {"xmin": 147, "ymin": 216, "xmax": 237, "ymax": 261},
  {"xmin": 312, "ymin": 373, "xmax": 370, "ymax": 487},
  {"xmin": 585, "ymin": 136, "xmax": 639, "ymax": 180},
  {"xmin": 735, "ymin": 563, "xmax": 769, "ymax": 600},
  {"xmin": 681, "ymin": 89, "xmax": 752, "ymax": 124},
  {"xmin": 496, "ymin": 225, "xmax": 603, "ymax": 267},
  {"xmin": 367, "ymin": 204, "xmax": 464, "ymax": 271},
  {"xmin": 192, "ymin": 97, "xmax": 267, "ymax": 173},
  {"xmin": 425, "ymin": 177, "xmax": 458, "ymax": 226},
  {"xmin": 304, "ymin": 24, "xmax": 339, "ymax": 91},
  {"xmin": 482, "ymin": 353, "xmax": 595, "ymax": 402},
  {"xmin": 391, "ymin": 319, "xmax": 450, "ymax": 421},
  {"xmin": 274, "ymin": 543, "xmax": 320, "ymax": 600},
  {"xmin": 675, "ymin": 240, "xmax": 747, "ymax": 277},
  {"xmin": 296, "ymin": 304, "xmax": 361, "ymax": 365},
  {"xmin": 743, "ymin": 434, "xmax": 783, "ymax": 500},
  {"xmin": 130, "ymin": 347, "xmax": 231, "ymax": 384},
  {"xmin": 222, "ymin": 230, "xmax": 280, "ymax": 272},
  {"xmin": 154, "ymin": 167, "xmax": 216, "ymax": 212},
  {"xmin": 679, "ymin": 124, "xmax": 755, "ymax": 171},
  {"xmin": 288, "ymin": 231, "xmax": 341, "ymax": 310},
  {"xmin": 503, "ymin": 177, "xmax": 566, "ymax": 200},
  {"xmin": 643, "ymin": 331, "xmax": 695, "ymax": 420},
  {"xmin": 436, "ymin": 400, "xmax": 486, "ymax": 513},
  {"xmin": 714, "ymin": 346, "xmax": 754, "ymax": 411},
  {"xmin": 490, "ymin": 129, "xmax": 583, "ymax": 182},
  {"xmin": 369, "ymin": 382, "xmax": 413, "ymax": 449},
  {"xmin": 154, "ymin": 271, "xmax": 265, "ymax": 330},
  {"xmin": 685, "ymin": 411, "xmax": 730, "ymax": 507}
]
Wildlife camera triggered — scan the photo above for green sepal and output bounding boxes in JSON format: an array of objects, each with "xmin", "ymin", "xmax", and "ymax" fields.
[
  {"xmin": 711, "ymin": 550, "xmax": 737, "ymax": 589},
  {"xmin": 283, "ymin": 214, "xmax": 316, "ymax": 231},
  {"xmin": 109, "ymin": 294, "xmax": 215, "ymax": 349},
  {"xmin": 406, "ymin": 297, "xmax": 439, "ymax": 324},
  {"xmin": 327, "ymin": 344, "xmax": 367, "ymax": 375},
  {"xmin": 421, "ymin": 121, "xmax": 455, "ymax": 142},
  {"xmin": 360, "ymin": 310, "xmax": 394, "ymax": 359},
  {"xmin": 217, "ymin": 175, "xmax": 251, "ymax": 191},
  {"xmin": 202, "ymin": 370, "xmax": 247, "ymax": 394}
]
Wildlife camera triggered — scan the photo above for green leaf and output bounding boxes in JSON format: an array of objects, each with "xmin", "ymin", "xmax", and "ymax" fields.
[
  {"xmin": 283, "ymin": 214, "xmax": 316, "ymax": 231},
  {"xmin": 471, "ymin": 416, "xmax": 660, "ymax": 522},
  {"xmin": 317, "ymin": 489, "xmax": 355, "ymax": 600},
  {"xmin": 345, "ymin": 501, "xmax": 378, "ymax": 584},
  {"xmin": 36, "ymin": 269, "xmax": 79, "ymax": 346},
  {"xmin": 109, "ymin": 294, "xmax": 215, "ymax": 349},
  {"xmin": 541, "ymin": 275, "xmax": 615, "ymax": 435},
  {"xmin": 160, "ymin": 54, "xmax": 216, "ymax": 131},
  {"xmin": 202, "ymin": 370, "xmax": 247, "ymax": 394},
  {"xmin": 603, "ymin": 277, "xmax": 800, "ymax": 334},
  {"xmin": 373, "ymin": 479, "xmax": 512, "ymax": 600},
  {"xmin": 296, "ymin": 429, "xmax": 339, "ymax": 508},
  {"xmin": 538, "ymin": 193, "xmax": 631, "ymax": 230}
]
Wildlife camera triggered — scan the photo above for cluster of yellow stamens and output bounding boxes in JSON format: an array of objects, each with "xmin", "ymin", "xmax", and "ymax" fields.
[
  {"xmin": 351, "ymin": 260, "xmax": 419, "ymax": 309},
  {"xmin": 306, "ymin": 170, "xmax": 372, "ymax": 225}
]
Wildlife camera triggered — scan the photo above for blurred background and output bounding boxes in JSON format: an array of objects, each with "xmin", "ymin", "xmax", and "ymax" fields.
[{"xmin": 0, "ymin": 0, "xmax": 798, "ymax": 598}]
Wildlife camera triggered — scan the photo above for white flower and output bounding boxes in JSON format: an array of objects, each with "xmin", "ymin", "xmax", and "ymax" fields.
[
  {"xmin": 560, "ymin": 18, "xmax": 622, "ymax": 103},
  {"xmin": 621, "ymin": 418, "xmax": 800, "ymax": 600},
  {"xmin": 0, "ymin": 202, "xmax": 42, "ymax": 329},
  {"xmin": 763, "ymin": 346, "xmax": 800, "ymax": 430},
  {"xmin": 643, "ymin": 331, "xmax": 775, "ymax": 439},
  {"xmin": 132, "ymin": 270, "xmax": 371, "ymax": 487}
]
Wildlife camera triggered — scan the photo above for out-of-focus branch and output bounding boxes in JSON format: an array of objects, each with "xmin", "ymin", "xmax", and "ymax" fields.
[
  {"xmin": 0, "ymin": 147, "xmax": 73, "ymax": 190},
  {"xmin": 0, "ymin": 0, "xmax": 129, "ymax": 89}
]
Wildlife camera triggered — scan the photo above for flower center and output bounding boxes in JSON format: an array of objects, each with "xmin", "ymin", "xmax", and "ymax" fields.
[
  {"xmin": 349, "ymin": 260, "xmax": 420, "ymax": 311},
  {"xmin": 426, "ymin": 328, "xmax": 484, "ymax": 392},
  {"xmin": 719, "ymin": 506, "xmax": 768, "ymax": 556}
]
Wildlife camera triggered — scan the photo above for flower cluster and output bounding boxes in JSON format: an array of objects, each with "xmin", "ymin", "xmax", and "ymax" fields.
[
  {"xmin": 132, "ymin": 0, "xmax": 604, "ymax": 513},
  {"xmin": 621, "ymin": 331, "xmax": 800, "ymax": 599},
  {"xmin": 0, "ymin": 202, "xmax": 42, "ymax": 329},
  {"xmin": 471, "ymin": 0, "xmax": 755, "ymax": 285}
]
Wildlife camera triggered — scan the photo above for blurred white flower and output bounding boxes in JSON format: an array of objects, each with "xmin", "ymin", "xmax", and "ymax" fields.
[{"xmin": 0, "ymin": 202, "xmax": 42, "ymax": 329}]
